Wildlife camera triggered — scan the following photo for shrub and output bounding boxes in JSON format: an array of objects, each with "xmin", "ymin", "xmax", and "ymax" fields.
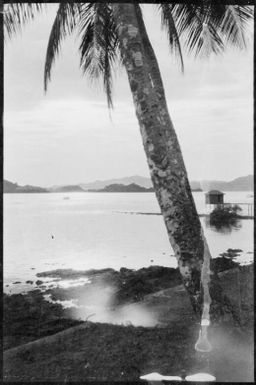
[{"xmin": 209, "ymin": 204, "xmax": 242, "ymax": 228}]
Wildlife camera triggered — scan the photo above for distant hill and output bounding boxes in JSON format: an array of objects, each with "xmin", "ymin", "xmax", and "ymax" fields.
[
  {"xmin": 190, "ymin": 181, "xmax": 201, "ymax": 190},
  {"xmin": 16, "ymin": 185, "xmax": 49, "ymax": 193},
  {"xmin": 89, "ymin": 183, "xmax": 154, "ymax": 193},
  {"xmin": 80, "ymin": 175, "xmax": 152, "ymax": 190},
  {"xmin": 3, "ymin": 180, "xmax": 48, "ymax": 193},
  {"xmin": 49, "ymin": 185, "xmax": 85, "ymax": 193},
  {"xmin": 200, "ymin": 175, "xmax": 253, "ymax": 192},
  {"xmin": 3, "ymin": 180, "xmax": 19, "ymax": 193},
  {"xmin": 82, "ymin": 175, "xmax": 253, "ymax": 192},
  {"xmin": 90, "ymin": 183, "xmax": 202, "ymax": 193},
  {"xmin": 4, "ymin": 174, "xmax": 253, "ymax": 194}
]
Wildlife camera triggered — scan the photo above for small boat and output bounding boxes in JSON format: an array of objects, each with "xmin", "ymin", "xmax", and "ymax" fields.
[{"xmin": 63, "ymin": 196, "xmax": 70, "ymax": 200}]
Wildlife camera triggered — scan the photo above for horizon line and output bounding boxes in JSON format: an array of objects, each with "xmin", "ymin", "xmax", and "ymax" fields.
[{"xmin": 4, "ymin": 173, "xmax": 253, "ymax": 189}]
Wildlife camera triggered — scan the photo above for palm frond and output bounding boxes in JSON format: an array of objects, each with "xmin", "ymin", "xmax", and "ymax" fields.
[
  {"xmin": 194, "ymin": 22, "xmax": 224, "ymax": 58},
  {"xmin": 44, "ymin": 3, "xmax": 79, "ymax": 91},
  {"xmin": 78, "ymin": 3, "xmax": 120, "ymax": 108},
  {"xmin": 170, "ymin": 4, "xmax": 200, "ymax": 37},
  {"xmin": 158, "ymin": 4, "xmax": 184, "ymax": 72},
  {"xmin": 171, "ymin": 3, "xmax": 225, "ymax": 58},
  {"xmin": 171, "ymin": 3, "xmax": 253, "ymax": 58},
  {"xmin": 4, "ymin": 3, "xmax": 44, "ymax": 40},
  {"xmin": 218, "ymin": 6, "xmax": 253, "ymax": 49},
  {"xmin": 79, "ymin": 4, "xmax": 103, "ymax": 79}
]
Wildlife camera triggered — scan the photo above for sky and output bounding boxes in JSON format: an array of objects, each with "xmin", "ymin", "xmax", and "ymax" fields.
[{"xmin": 4, "ymin": 4, "xmax": 254, "ymax": 187}]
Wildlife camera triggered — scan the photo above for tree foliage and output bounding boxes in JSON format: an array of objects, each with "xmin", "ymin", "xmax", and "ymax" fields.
[
  {"xmin": 4, "ymin": 2, "xmax": 253, "ymax": 107},
  {"xmin": 209, "ymin": 204, "xmax": 242, "ymax": 228}
]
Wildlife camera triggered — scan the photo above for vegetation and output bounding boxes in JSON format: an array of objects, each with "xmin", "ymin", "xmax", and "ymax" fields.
[
  {"xmin": 4, "ymin": 318, "xmax": 254, "ymax": 382},
  {"xmin": 4, "ymin": 261, "xmax": 254, "ymax": 381},
  {"xmin": 210, "ymin": 205, "xmax": 242, "ymax": 228},
  {"xmin": 39, "ymin": 265, "xmax": 182, "ymax": 305},
  {"xmin": 4, "ymin": 255, "xmax": 253, "ymax": 350},
  {"xmin": 4, "ymin": 3, "xmax": 253, "ymax": 319},
  {"xmin": 3, "ymin": 291, "xmax": 82, "ymax": 350},
  {"xmin": 89, "ymin": 183, "xmax": 154, "ymax": 192},
  {"xmin": 211, "ymin": 249, "xmax": 241, "ymax": 272},
  {"xmin": 3, "ymin": 179, "xmax": 48, "ymax": 193}
]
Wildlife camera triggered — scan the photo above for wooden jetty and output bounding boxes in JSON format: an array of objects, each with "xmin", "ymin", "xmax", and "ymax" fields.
[
  {"xmin": 205, "ymin": 190, "xmax": 254, "ymax": 218},
  {"xmin": 221, "ymin": 202, "xmax": 254, "ymax": 217}
]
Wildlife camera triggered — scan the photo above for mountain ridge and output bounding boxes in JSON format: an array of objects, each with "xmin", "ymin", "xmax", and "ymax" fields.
[
  {"xmin": 3, "ymin": 180, "xmax": 49, "ymax": 193},
  {"xmin": 3, "ymin": 174, "xmax": 253, "ymax": 193},
  {"xmin": 88, "ymin": 183, "xmax": 155, "ymax": 193},
  {"xmin": 80, "ymin": 175, "xmax": 253, "ymax": 191},
  {"xmin": 80, "ymin": 175, "xmax": 253, "ymax": 192},
  {"xmin": 80, "ymin": 175, "xmax": 152, "ymax": 190},
  {"xmin": 49, "ymin": 185, "xmax": 85, "ymax": 193},
  {"xmin": 199, "ymin": 175, "xmax": 254, "ymax": 192}
]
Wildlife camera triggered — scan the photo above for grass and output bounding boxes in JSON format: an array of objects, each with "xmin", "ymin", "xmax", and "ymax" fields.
[{"xmin": 3, "ymin": 261, "xmax": 254, "ymax": 382}]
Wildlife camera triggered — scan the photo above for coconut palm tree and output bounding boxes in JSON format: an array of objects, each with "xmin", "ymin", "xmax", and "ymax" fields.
[{"xmin": 4, "ymin": 2, "xmax": 253, "ymax": 322}]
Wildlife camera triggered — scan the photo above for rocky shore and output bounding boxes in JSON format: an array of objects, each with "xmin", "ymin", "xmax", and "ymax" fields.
[
  {"xmin": 4, "ymin": 265, "xmax": 183, "ymax": 350},
  {"xmin": 4, "ymin": 251, "xmax": 253, "ymax": 348},
  {"xmin": 3, "ymin": 249, "xmax": 254, "ymax": 381}
]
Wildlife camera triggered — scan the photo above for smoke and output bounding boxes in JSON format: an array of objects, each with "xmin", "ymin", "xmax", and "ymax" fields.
[
  {"xmin": 106, "ymin": 302, "xmax": 159, "ymax": 327},
  {"xmin": 70, "ymin": 282, "xmax": 159, "ymax": 327}
]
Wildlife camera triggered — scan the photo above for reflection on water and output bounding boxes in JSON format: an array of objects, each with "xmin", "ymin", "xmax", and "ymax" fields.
[
  {"xmin": 4, "ymin": 192, "xmax": 254, "ymax": 289},
  {"xmin": 204, "ymin": 216, "xmax": 242, "ymax": 233}
]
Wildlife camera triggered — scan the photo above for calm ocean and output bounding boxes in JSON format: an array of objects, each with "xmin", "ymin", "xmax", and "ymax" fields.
[{"xmin": 4, "ymin": 191, "xmax": 253, "ymax": 292}]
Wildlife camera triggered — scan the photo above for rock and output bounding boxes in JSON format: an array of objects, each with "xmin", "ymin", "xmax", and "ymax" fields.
[{"xmin": 211, "ymin": 257, "xmax": 239, "ymax": 273}]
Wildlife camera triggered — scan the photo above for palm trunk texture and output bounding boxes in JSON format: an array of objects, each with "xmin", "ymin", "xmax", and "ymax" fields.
[{"xmin": 112, "ymin": 3, "xmax": 240, "ymax": 324}]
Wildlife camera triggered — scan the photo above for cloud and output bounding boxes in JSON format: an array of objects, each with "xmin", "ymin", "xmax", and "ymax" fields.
[
  {"xmin": 4, "ymin": 99, "xmax": 149, "ymax": 186},
  {"xmin": 4, "ymin": 4, "xmax": 253, "ymax": 184}
]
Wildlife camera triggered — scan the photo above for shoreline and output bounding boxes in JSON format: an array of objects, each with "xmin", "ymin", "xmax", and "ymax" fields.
[
  {"xmin": 117, "ymin": 211, "xmax": 254, "ymax": 219},
  {"xmin": 4, "ymin": 247, "xmax": 254, "ymax": 296},
  {"xmin": 3, "ymin": 258, "xmax": 254, "ymax": 382},
  {"xmin": 4, "ymin": 252, "xmax": 253, "ymax": 350}
]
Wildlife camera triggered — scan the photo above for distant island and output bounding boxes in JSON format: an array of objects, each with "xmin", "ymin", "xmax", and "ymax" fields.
[
  {"xmin": 89, "ymin": 183, "xmax": 203, "ymax": 193},
  {"xmin": 79, "ymin": 174, "xmax": 253, "ymax": 192},
  {"xmin": 88, "ymin": 183, "xmax": 155, "ymax": 193},
  {"xmin": 3, "ymin": 180, "xmax": 48, "ymax": 194},
  {"xmin": 3, "ymin": 174, "xmax": 253, "ymax": 193},
  {"xmin": 49, "ymin": 185, "xmax": 85, "ymax": 193}
]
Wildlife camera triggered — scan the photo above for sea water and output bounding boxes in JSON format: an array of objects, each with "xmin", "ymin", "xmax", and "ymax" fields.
[{"xmin": 4, "ymin": 191, "xmax": 254, "ymax": 292}]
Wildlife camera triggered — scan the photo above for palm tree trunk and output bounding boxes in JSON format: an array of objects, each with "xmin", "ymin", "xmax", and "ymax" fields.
[{"xmin": 111, "ymin": 3, "xmax": 239, "ymax": 323}]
